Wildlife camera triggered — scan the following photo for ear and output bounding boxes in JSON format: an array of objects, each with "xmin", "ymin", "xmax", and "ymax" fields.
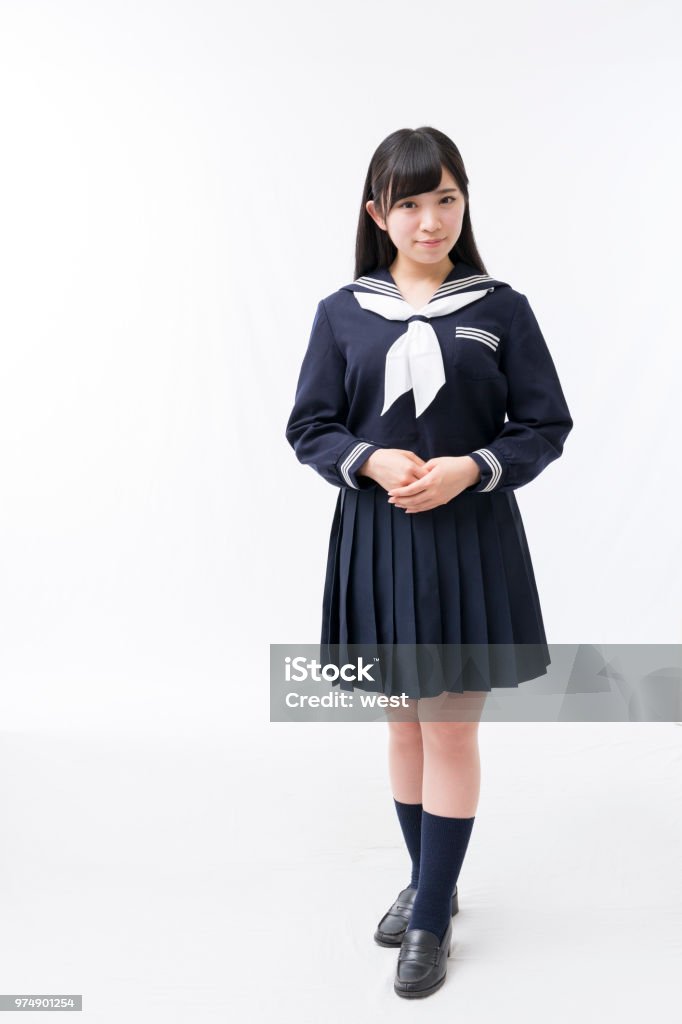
[{"xmin": 365, "ymin": 199, "xmax": 386, "ymax": 231}]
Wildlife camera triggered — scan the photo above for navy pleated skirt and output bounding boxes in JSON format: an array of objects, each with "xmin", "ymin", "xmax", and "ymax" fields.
[{"xmin": 320, "ymin": 486, "xmax": 550, "ymax": 697}]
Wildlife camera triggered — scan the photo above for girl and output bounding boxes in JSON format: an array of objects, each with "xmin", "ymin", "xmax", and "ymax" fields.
[{"xmin": 285, "ymin": 127, "xmax": 573, "ymax": 999}]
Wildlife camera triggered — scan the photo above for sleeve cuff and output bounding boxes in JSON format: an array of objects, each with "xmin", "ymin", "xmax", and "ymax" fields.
[
  {"xmin": 337, "ymin": 441, "xmax": 380, "ymax": 489},
  {"xmin": 466, "ymin": 448, "xmax": 504, "ymax": 492}
]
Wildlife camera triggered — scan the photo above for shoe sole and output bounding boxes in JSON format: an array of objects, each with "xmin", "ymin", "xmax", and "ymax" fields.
[
  {"xmin": 394, "ymin": 972, "xmax": 447, "ymax": 999},
  {"xmin": 374, "ymin": 891, "xmax": 459, "ymax": 947}
]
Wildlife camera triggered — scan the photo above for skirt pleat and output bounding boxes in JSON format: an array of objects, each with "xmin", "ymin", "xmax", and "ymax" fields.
[
  {"xmin": 391, "ymin": 498, "xmax": 417, "ymax": 644},
  {"xmin": 510, "ymin": 498, "xmax": 547, "ymax": 643},
  {"xmin": 321, "ymin": 490, "xmax": 343, "ymax": 648},
  {"xmin": 472, "ymin": 497, "xmax": 516, "ymax": 641},
  {"xmin": 452, "ymin": 497, "xmax": 490, "ymax": 643},
  {"xmin": 337, "ymin": 487, "xmax": 358, "ymax": 645},
  {"xmin": 320, "ymin": 486, "xmax": 550, "ymax": 694},
  {"xmin": 432, "ymin": 503, "xmax": 462, "ymax": 645},
  {"xmin": 347, "ymin": 486, "xmax": 378, "ymax": 644},
  {"xmin": 373, "ymin": 488, "xmax": 395, "ymax": 645},
  {"xmin": 411, "ymin": 509, "xmax": 444, "ymax": 644}
]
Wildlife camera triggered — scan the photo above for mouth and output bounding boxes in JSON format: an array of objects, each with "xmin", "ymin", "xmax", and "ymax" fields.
[{"xmin": 417, "ymin": 238, "xmax": 446, "ymax": 246}]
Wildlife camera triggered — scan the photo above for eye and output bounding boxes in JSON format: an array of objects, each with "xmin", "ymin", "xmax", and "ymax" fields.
[{"xmin": 398, "ymin": 196, "xmax": 457, "ymax": 209}]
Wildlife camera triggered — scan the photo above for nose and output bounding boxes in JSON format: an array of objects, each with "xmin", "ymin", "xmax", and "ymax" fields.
[{"xmin": 420, "ymin": 211, "xmax": 441, "ymax": 231}]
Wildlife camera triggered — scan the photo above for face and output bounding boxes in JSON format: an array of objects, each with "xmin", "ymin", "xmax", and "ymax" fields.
[{"xmin": 366, "ymin": 166, "xmax": 466, "ymax": 269}]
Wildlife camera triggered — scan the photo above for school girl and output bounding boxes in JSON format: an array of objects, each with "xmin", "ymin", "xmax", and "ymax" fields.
[{"xmin": 285, "ymin": 126, "xmax": 573, "ymax": 999}]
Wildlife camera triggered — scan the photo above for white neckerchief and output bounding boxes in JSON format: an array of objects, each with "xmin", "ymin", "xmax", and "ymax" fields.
[{"xmin": 353, "ymin": 287, "xmax": 493, "ymax": 417}]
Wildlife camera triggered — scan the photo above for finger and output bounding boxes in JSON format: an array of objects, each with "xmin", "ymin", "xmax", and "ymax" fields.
[
  {"xmin": 403, "ymin": 450, "xmax": 426, "ymax": 465},
  {"xmin": 401, "ymin": 490, "xmax": 443, "ymax": 509},
  {"xmin": 403, "ymin": 499, "xmax": 434, "ymax": 512},
  {"xmin": 389, "ymin": 486, "xmax": 429, "ymax": 502},
  {"xmin": 387, "ymin": 471, "xmax": 434, "ymax": 497},
  {"xmin": 388, "ymin": 485, "xmax": 430, "ymax": 502},
  {"xmin": 404, "ymin": 496, "xmax": 439, "ymax": 511}
]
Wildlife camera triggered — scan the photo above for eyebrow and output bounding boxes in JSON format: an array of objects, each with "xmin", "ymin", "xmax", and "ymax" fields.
[{"xmin": 401, "ymin": 187, "xmax": 459, "ymax": 198}]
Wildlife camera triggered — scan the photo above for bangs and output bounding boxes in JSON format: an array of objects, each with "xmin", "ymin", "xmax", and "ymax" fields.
[{"xmin": 381, "ymin": 141, "xmax": 446, "ymax": 213}]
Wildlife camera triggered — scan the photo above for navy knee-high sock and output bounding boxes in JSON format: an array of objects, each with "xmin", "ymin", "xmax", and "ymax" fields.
[
  {"xmin": 393, "ymin": 798, "xmax": 422, "ymax": 889},
  {"xmin": 407, "ymin": 810, "xmax": 475, "ymax": 941}
]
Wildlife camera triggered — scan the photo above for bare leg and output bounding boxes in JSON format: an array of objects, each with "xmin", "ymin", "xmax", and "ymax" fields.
[
  {"xmin": 418, "ymin": 692, "xmax": 487, "ymax": 817},
  {"xmin": 387, "ymin": 720, "xmax": 423, "ymax": 803}
]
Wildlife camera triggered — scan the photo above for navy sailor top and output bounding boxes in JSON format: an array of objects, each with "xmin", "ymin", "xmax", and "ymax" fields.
[{"xmin": 285, "ymin": 260, "xmax": 573, "ymax": 494}]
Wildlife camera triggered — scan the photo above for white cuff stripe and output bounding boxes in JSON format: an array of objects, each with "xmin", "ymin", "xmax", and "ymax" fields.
[
  {"xmin": 473, "ymin": 448, "xmax": 502, "ymax": 491},
  {"xmin": 340, "ymin": 442, "xmax": 373, "ymax": 488}
]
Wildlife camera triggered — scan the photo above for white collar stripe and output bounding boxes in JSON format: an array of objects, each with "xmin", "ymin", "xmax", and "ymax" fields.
[
  {"xmin": 355, "ymin": 276, "xmax": 402, "ymax": 297},
  {"xmin": 353, "ymin": 272, "xmax": 494, "ymax": 303},
  {"xmin": 436, "ymin": 273, "xmax": 492, "ymax": 286},
  {"xmin": 433, "ymin": 275, "xmax": 494, "ymax": 297}
]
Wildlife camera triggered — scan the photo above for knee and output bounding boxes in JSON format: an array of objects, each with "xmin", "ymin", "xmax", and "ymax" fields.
[{"xmin": 387, "ymin": 721, "xmax": 423, "ymax": 752}]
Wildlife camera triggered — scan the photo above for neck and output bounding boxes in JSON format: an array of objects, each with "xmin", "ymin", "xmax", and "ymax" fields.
[{"xmin": 389, "ymin": 255, "xmax": 455, "ymax": 284}]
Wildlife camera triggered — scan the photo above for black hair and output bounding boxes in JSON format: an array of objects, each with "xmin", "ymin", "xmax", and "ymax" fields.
[{"xmin": 354, "ymin": 126, "xmax": 487, "ymax": 280}]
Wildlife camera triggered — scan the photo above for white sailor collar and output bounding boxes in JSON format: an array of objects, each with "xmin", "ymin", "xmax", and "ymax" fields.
[
  {"xmin": 343, "ymin": 260, "xmax": 509, "ymax": 305},
  {"xmin": 341, "ymin": 262, "xmax": 510, "ymax": 417}
]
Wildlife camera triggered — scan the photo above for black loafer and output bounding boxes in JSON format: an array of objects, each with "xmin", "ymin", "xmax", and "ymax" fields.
[
  {"xmin": 394, "ymin": 919, "xmax": 453, "ymax": 998},
  {"xmin": 374, "ymin": 885, "xmax": 458, "ymax": 947}
]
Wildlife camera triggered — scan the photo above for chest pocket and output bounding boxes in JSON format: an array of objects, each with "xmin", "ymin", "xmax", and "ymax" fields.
[{"xmin": 446, "ymin": 323, "xmax": 502, "ymax": 380}]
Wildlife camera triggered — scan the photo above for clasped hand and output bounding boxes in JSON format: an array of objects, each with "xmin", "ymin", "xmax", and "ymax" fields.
[{"xmin": 358, "ymin": 449, "xmax": 480, "ymax": 513}]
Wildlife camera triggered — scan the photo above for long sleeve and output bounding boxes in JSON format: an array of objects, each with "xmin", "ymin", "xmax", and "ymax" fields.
[
  {"xmin": 465, "ymin": 293, "xmax": 573, "ymax": 493},
  {"xmin": 285, "ymin": 299, "xmax": 381, "ymax": 490}
]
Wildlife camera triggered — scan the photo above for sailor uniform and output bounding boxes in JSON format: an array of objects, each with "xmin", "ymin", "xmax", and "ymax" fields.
[{"xmin": 285, "ymin": 261, "xmax": 573, "ymax": 694}]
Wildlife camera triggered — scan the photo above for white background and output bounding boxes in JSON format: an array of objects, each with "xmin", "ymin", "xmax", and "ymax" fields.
[{"xmin": 0, "ymin": 1, "xmax": 680, "ymax": 1021}]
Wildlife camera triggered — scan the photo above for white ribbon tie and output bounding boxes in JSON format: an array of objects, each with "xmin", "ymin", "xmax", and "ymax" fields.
[{"xmin": 352, "ymin": 288, "xmax": 493, "ymax": 417}]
